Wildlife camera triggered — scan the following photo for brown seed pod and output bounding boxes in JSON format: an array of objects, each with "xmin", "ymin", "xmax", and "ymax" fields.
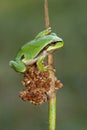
[{"xmin": 19, "ymin": 63, "xmax": 63, "ymax": 105}]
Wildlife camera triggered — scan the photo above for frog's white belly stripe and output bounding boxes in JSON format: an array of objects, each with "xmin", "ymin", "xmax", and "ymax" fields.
[{"xmin": 24, "ymin": 50, "xmax": 47, "ymax": 65}]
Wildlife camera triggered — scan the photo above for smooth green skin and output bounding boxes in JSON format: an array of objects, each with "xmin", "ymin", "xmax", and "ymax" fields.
[{"xmin": 9, "ymin": 28, "xmax": 64, "ymax": 73}]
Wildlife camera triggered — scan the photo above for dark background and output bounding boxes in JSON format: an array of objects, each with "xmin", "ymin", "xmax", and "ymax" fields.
[{"xmin": 0, "ymin": 0, "xmax": 87, "ymax": 130}]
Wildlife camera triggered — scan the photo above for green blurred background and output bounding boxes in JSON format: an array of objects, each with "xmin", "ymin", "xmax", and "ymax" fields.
[{"xmin": 0, "ymin": 0, "xmax": 87, "ymax": 130}]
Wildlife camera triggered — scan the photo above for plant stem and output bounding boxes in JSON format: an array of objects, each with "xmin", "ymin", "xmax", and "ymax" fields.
[
  {"xmin": 48, "ymin": 94, "xmax": 56, "ymax": 130},
  {"xmin": 44, "ymin": 0, "xmax": 56, "ymax": 130},
  {"xmin": 44, "ymin": 0, "xmax": 50, "ymax": 28},
  {"xmin": 47, "ymin": 53, "xmax": 56, "ymax": 130}
]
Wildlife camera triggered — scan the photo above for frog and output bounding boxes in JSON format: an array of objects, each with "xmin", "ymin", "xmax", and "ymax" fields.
[{"xmin": 9, "ymin": 27, "xmax": 64, "ymax": 73}]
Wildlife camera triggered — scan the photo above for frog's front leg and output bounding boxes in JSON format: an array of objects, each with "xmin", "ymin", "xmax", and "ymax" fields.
[
  {"xmin": 37, "ymin": 55, "xmax": 48, "ymax": 71},
  {"xmin": 35, "ymin": 27, "xmax": 51, "ymax": 39},
  {"xmin": 37, "ymin": 55, "xmax": 56, "ymax": 72}
]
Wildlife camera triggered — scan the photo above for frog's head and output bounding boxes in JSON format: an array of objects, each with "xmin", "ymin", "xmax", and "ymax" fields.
[
  {"xmin": 47, "ymin": 33, "xmax": 64, "ymax": 52},
  {"xmin": 9, "ymin": 59, "xmax": 26, "ymax": 73}
]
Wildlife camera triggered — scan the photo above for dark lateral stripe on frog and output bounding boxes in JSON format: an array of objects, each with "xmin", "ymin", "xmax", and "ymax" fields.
[{"xmin": 34, "ymin": 41, "xmax": 58, "ymax": 59}]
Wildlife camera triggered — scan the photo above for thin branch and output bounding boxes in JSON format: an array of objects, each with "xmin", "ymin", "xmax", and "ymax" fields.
[
  {"xmin": 47, "ymin": 53, "xmax": 56, "ymax": 130},
  {"xmin": 44, "ymin": 0, "xmax": 50, "ymax": 28},
  {"xmin": 44, "ymin": 0, "xmax": 56, "ymax": 130}
]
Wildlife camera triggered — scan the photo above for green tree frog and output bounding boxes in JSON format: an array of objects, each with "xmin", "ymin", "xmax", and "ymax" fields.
[{"xmin": 9, "ymin": 28, "xmax": 64, "ymax": 73}]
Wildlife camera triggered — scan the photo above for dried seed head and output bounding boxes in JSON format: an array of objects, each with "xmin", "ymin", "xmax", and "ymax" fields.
[
  {"xmin": 55, "ymin": 80, "xmax": 63, "ymax": 89},
  {"xmin": 19, "ymin": 63, "xmax": 63, "ymax": 105}
]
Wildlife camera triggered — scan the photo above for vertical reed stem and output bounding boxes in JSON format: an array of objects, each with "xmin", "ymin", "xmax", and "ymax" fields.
[{"xmin": 44, "ymin": 0, "xmax": 56, "ymax": 130}]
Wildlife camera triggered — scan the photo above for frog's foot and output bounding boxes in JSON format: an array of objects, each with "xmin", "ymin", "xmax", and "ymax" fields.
[{"xmin": 35, "ymin": 27, "xmax": 51, "ymax": 39}]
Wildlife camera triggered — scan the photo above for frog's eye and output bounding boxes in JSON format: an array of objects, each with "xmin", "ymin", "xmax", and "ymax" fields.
[{"xmin": 20, "ymin": 55, "xmax": 25, "ymax": 60}]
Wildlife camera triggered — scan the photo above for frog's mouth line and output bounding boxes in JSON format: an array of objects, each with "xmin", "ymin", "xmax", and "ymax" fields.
[{"xmin": 35, "ymin": 41, "xmax": 58, "ymax": 58}]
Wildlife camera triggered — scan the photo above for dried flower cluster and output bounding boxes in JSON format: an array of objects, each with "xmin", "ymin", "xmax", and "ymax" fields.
[{"xmin": 19, "ymin": 63, "xmax": 63, "ymax": 105}]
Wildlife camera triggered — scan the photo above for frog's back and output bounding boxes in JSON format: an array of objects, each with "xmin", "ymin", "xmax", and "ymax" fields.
[{"xmin": 21, "ymin": 35, "xmax": 55, "ymax": 59}]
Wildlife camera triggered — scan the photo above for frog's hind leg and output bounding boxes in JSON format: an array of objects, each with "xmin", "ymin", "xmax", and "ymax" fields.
[
  {"xmin": 35, "ymin": 27, "xmax": 51, "ymax": 39},
  {"xmin": 37, "ymin": 56, "xmax": 47, "ymax": 71}
]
